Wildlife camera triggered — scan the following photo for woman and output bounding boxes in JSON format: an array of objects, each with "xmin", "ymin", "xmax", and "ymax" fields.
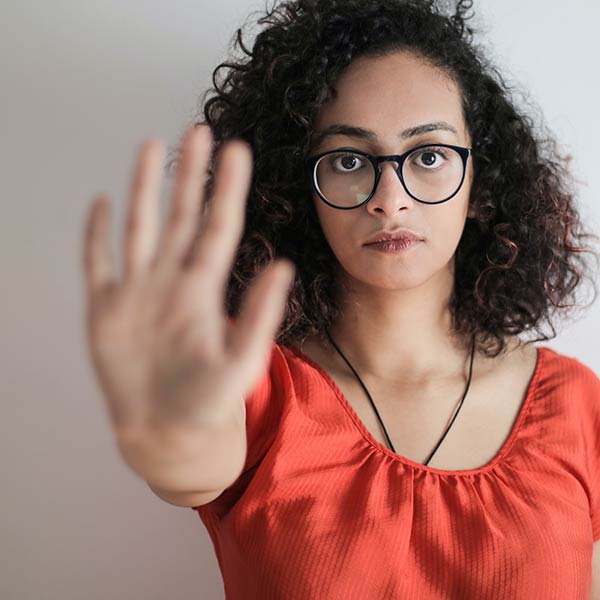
[{"xmin": 82, "ymin": 0, "xmax": 600, "ymax": 597}]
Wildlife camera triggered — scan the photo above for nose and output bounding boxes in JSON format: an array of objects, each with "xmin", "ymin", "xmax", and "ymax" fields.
[{"xmin": 365, "ymin": 160, "xmax": 416, "ymax": 215}]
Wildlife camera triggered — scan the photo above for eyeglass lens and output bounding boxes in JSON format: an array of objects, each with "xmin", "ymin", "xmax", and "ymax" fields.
[{"xmin": 314, "ymin": 146, "xmax": 465, "ymax": 206}]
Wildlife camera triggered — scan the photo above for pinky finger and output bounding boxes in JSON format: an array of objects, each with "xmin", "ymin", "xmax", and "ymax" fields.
[{"xmin": 83, "ymin": 196, "xmax": 117, "ymax": 297}]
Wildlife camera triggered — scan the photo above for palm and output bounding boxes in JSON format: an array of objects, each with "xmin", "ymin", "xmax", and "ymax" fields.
[{"xmin": 82, "ymin": 125, "xmax": 295, "ymax": 441}]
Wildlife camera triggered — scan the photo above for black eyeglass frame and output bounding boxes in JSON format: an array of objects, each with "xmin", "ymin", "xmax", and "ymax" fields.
[{"xmin": 305, "ymin": 143, "xmax": 472, "ymax": 209}]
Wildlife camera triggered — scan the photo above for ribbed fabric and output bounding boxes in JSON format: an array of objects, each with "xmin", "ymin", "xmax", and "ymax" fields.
[{"xmin": 192, "ymin": 342, "xmax": 600, "ymax": 599}]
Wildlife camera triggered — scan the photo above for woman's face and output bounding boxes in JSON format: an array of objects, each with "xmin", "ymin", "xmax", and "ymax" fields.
[{"xmin": 309, "ymin": 51, "xmax": 475, "ymax": 292}]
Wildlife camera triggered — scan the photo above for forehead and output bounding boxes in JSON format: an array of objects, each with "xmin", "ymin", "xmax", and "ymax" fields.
[{"xmin": 314, "ymin": 52, "xmax": 466, "ymax": 140}]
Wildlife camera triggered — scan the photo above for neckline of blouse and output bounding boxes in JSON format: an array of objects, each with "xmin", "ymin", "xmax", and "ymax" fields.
[{"xmin": 283, "ymin": 343, "xmax": 545, "ymax": 477}]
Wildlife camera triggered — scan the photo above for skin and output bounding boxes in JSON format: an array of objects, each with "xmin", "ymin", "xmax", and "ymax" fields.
[{"xmin": 306, "ymin": 50, "xmax": 483, "ymax": 384}]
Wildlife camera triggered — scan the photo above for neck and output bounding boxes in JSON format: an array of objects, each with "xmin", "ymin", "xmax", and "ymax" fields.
[{"xmin": 327, "ymin": 265, "xmax": 472, "ymax": 384}]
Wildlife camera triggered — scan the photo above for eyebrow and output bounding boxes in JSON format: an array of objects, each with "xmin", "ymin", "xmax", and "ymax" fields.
[{"xmin": 310, "ymin": 121, "xmax": 458, "ymax": 148}]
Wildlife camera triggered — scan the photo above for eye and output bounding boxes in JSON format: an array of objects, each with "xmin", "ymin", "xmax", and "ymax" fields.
[
  {"xmin": 409, "ymin": 146, "xmax": 450, "ymax": 170},
  {"xmin": 329, "ymin": 152, "xmax": 368, "ymax": 173}
]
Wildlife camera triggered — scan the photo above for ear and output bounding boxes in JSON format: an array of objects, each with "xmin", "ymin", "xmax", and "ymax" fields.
[{"xmin": 467, "ymin": 201, "xmax": 477, "ymax": 220}]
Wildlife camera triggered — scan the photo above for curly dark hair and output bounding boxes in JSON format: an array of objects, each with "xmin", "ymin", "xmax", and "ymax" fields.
[{"xmin": 165, "ymin": 0, "xmax": 599, "ymax": 358}]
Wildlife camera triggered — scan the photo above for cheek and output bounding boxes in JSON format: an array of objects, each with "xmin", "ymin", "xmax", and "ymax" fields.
[
  {"xmin": 424, "ymin": 204, "xmax": 469, "ymax": 265},
  {"xmin": 434, "ymin": 208, "xmax": 466, "ymax": 245},
  {"xmin": 313, "ymin": 196, "xmax": 353, "ymax": 250}
]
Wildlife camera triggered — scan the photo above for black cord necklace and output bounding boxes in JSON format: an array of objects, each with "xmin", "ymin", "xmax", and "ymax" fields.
[{"xmin": 323, "ymin": 329, "xmax": 477, "ymax": 466}]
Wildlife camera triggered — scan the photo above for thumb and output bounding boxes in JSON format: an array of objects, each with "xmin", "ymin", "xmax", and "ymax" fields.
[{"xmin": 228, "ymin": 259, "xmax": 295, "ymax": 368}]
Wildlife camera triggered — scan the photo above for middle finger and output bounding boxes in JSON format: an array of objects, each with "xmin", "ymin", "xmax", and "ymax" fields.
[{"xmin": 155, "ymin": 124, "xmax": 213, "ymax": 272}]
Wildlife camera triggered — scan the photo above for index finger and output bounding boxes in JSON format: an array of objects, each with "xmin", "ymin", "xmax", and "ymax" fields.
[{"xmin": 188, "ymin": 139, "xmax": 254, "ymax": 288}]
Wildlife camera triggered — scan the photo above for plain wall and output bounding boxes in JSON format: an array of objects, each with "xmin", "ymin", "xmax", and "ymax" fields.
[{"xmin": 1, "ymin": 1, "xmax": 599, "ymax": 598}]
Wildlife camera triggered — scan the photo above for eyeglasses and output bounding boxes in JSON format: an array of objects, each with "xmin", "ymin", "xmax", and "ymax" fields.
[{"xmin": 305, "ymin": 143, "xmax": 472, "ymax": 209}]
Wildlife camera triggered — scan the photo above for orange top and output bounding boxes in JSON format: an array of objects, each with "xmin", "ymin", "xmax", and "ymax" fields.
[{"xmin": 192, "ymin": 342, "xmax": 600, "ymax": 599}]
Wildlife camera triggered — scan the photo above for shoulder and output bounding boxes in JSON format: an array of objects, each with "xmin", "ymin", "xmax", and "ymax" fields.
[
  {"xmin": 497, "ymin": 335, "xmax": 599, "ymax": 388},
  {"xmin": 537, "ymin": 345, "xmax": 600, "ymax": 392},
  {"xmin": 481, "ymin": 338, "xmax": 599, "ymax": 419},
  {"xmin": 530, "ymin": 345, "xmax": 600, "ymax": 436}
]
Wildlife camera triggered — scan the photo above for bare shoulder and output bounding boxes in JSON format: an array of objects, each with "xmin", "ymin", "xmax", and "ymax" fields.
[
  {"xmin": 295, "ymin": 334, "xmax": 336, "ymax": 371},
  {"xmin": 500, "ymin": 336, "xmax": 538, "ymax": 371},
  {"xmin": 476, "ymin": 335, "xmax": 539, "ymax": 389}
]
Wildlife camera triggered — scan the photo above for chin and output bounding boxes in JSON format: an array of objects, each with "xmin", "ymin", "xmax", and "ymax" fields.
[{"xmin": 342, "ymin": 264, "xmax": 434, "ymax": 291}]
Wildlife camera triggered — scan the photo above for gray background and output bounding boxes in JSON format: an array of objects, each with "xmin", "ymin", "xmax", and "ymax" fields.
[{"xmin": 1, "ymin": 1, "xmax": 599, "ymax": 599}]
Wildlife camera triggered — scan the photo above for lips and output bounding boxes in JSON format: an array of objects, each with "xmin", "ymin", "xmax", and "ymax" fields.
[{"xmin": 363, "ymin": 230, "xmax": 423, "ymax": 245}]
